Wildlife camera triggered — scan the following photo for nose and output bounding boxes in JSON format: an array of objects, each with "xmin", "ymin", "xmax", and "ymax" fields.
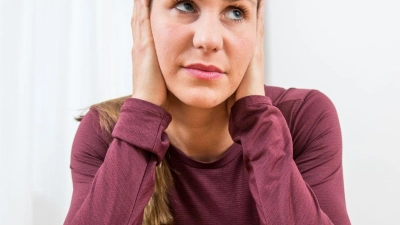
[{"xmin": 192, "ymin": 13, "xmax": 223, "ymax": 52}]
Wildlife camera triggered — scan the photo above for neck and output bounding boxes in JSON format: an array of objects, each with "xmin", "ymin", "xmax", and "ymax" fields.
[{"xmin": 165, "ymin": 95, "xmax": 234, "ymax": 163}]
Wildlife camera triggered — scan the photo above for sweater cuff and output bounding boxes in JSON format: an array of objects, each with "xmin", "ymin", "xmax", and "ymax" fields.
[
  {"xmin": 112, "ymin": 98, "xmax": 172, "ymax": 162},
  {"xmin": 230, "ymin": 95, "xmax": 272, "ymax": 131}
]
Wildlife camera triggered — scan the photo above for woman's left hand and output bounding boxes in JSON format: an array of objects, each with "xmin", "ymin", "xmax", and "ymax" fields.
[{"xmin": 234, "ymin": 0, "xmax": 266, "ymax": 101}]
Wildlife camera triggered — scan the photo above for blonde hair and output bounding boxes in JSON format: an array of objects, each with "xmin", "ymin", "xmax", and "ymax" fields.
[{"xmin": 77, "ymin": 96, "xmax": 174, "ymax": 225}]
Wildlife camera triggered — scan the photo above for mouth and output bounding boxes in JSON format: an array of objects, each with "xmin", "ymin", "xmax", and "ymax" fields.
[{"xmin": 183, "ymin": 63, "xmax": 225, "ymax": 80}]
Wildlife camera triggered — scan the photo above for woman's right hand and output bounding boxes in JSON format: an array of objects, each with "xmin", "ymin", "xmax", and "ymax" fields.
[{"xmin": 131, "ymin": 0, "xmax": 168, "ymax": 108}]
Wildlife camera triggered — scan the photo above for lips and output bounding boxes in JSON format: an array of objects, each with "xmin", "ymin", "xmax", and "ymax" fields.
[
  {"xmin": 185, "ymin": 64, "xmax": 224, "ymax": 73},
  {"xmin": 183, "ymin": 63, "xmax": 225, "ymax": 80}
]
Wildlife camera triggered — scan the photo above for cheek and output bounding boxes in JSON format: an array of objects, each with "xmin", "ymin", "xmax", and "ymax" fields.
[
  {"xmin": 228, "ymin": 34, "xmax": 256, "ymax": 77},
  {"xmin": 236, "ymin": 29, "xmax": 257, "ymax": 59},
  {"xmin": 152, "ymin": 23, "xmax": 172, "ymax": 63},
  {"xmin": 151, "ymin": 22, "xmax": 186, "ymax": 79}
]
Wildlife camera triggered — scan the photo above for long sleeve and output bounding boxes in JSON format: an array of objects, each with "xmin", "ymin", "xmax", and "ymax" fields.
[
  {"xmin": 64, "ymin": 98, "xmax": 171, "ymax": 225},
  {"xmin": 229, "ymin": 92, "xmax": 351, "ymax": 225}
]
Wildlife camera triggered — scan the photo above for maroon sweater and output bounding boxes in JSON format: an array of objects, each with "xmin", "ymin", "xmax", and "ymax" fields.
[{"xmin": 64, "ymin": 86, "xmax": 351, "ymax": 225}]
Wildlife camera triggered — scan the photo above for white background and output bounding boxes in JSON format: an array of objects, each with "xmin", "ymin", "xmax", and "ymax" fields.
[{"xmin": 1, "ymin": 0, "xmax": 399, "ymax": 224}]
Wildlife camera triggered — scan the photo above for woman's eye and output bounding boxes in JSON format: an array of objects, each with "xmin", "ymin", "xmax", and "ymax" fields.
[
  {"xmin": 175, "ymin": 2, "xmax": 195, "ymax": 13},
  {"xmin": 225, "ymin": 9, "xmax": 244, "ymax": 21}
]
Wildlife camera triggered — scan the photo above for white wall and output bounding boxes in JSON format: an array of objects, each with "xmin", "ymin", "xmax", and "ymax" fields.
[
  {"xmin": 0, "ymin": 0, "xmax": 399, "ymax": 224},
  {"xmin": 266, "ymin": 1, "xmax": 400, "ymax": 225}
]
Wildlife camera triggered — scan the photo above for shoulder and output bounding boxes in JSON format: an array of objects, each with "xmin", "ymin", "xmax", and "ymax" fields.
[
  {"xmin": 265, "ymin": 85, "xmax": 337, "ymax": 127},
  {"xmin": 72, "ymin": 95, "xmax": 130, "ymax": 162},
  {"xmin": 265, "ymin": 85, "xmax": 336, "ymax": 112},
  {"xmin": 265, "ymin": 85, "xmax": 341, "ymax": 158},
  {"xmin": 70, "ymin": 107, "xmax": 109, "ymax": 172},
  {"xmin": 81, "ymin": 95, "xmax": 131, "ymax": 137}
]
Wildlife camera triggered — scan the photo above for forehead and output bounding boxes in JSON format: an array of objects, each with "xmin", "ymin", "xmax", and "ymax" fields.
[{"xmin": 153, "ymin": 0, "xmax": 258, "ymax": 6}]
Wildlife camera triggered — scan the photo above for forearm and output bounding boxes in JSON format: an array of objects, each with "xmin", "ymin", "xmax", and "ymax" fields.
[
  {"xmin": 65, "ymin": 98, "xmax": 171, "ymax": 225},
  {"xmin": 66, "ymin": 141, "xmax": 158, "ymax": 225},
  {"xmin": 229, "ymin": 96, "xmax": 334, "ymax": 225}
]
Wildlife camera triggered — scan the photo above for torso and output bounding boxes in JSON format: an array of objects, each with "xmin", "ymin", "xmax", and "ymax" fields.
[{"xmin": 167, "ymin": 144, "xmax": 260, "ymax": 225}]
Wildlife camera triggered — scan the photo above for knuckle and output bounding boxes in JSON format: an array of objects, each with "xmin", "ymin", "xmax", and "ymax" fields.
[
  {"xmin": 131, "ymin": 16, "xmax": 135, "ymax": 27},
  {"xmin": 131, "ymin": 15, "xmax": 138, "ymax": 27},
  {"xmin": 138, "ymin": 16, "xmax": 148, "ymax": 27},
  {"xmin": 131, "ymin": 47, "xmax": 135, "ymax": 56},
  {"xmin": 133, "ymin": 42, "xmax": 146, "ymax": 53},
  {"xmin": 138, "ymin": 18, "xmax": 144, "ymax": 26}
]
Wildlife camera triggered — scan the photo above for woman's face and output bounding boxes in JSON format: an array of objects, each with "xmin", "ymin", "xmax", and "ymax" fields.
[{"xmin": 150, "ymin": 0, "xmax": 258, "ymax": 108}]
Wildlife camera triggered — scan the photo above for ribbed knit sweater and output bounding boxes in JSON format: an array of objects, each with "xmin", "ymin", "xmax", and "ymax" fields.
[{"xmin": 64, "ymin": 86, "xmax": 351, "ymax": 225}]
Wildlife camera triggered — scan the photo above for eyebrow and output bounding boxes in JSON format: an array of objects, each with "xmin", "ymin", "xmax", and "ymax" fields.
[{"xmin": 226, "ymin": 0, "xmax": 257, "ymax": 6}]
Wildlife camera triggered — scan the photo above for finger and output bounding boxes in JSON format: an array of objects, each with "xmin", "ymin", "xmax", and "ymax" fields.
[
  {"xmin": 257, "ymin": 0, "xmax": 265, "ymax": 25},
  {"xmin": 131, "ymin": 0, "xmax": 140, "ymax": 40},
  {"xmin": 132, "ymin": 0, "xmax": 138, "ymax": 37},
  {"xmin": 134, "ymin": 0, "xmax": 141, "ymax": 41},
  {"xmin": 139, "ymin": 0, "xmax": 153, "ymax": 42},
  {"xmin": 257, "ymin": 1, "xmax": 265, "ymax": 35},
  {"xmin": 256, "ymin": 0, "xmax": 265, "ymax": 54}
]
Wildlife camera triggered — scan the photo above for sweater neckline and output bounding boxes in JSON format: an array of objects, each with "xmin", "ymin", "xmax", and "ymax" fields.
[{"xmin": 167, "ymin": 143, "xmax": 242, "ymax": 169}]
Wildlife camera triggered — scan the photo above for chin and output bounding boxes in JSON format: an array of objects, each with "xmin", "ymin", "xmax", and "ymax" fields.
[{"xmin": 168, "ymin": 87, "xmax": 230, "ymax": 109}]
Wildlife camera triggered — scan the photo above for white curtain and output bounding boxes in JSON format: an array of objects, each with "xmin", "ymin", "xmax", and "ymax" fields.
[
  {"xmin": 1, "ymin": 0, "xmax": 132, "ymax": 224},
  {"xmin": 1, "ymin": 0, "xmax": 400, "ymax": 225}
]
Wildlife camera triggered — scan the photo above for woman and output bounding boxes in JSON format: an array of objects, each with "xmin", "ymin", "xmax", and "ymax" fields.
[{"xmin": 64, "ymin": 0, "xmax": 351, "ymax": 224}]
